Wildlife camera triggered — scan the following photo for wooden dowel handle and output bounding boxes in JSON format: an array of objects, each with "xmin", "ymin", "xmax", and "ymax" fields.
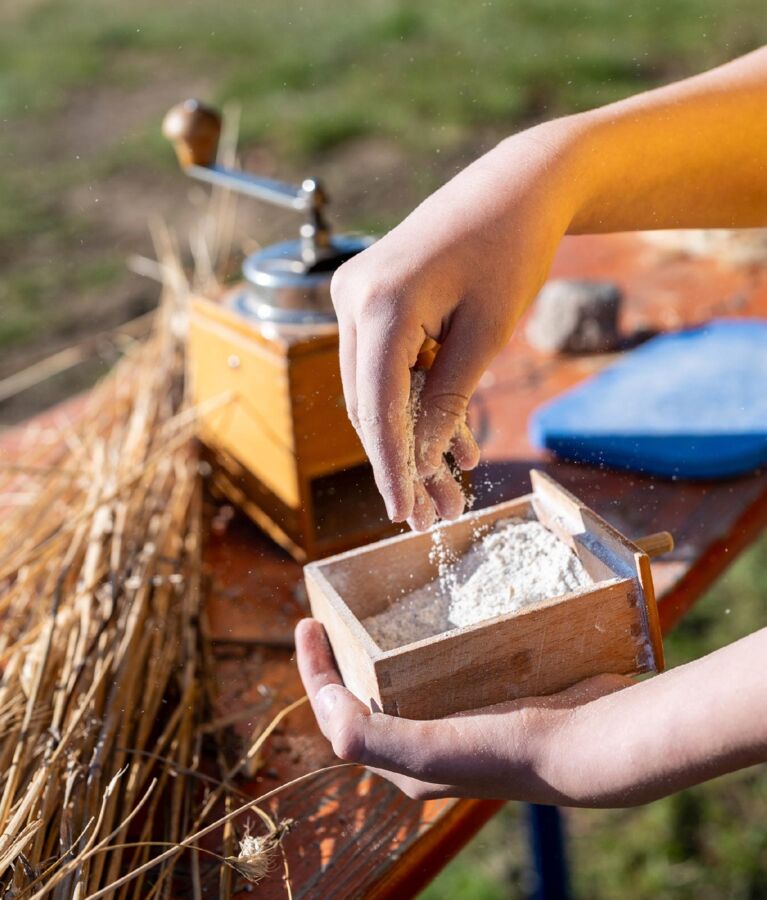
[
  {"xmin": 162, "ymin": 99, "xmax": 222, "ymax": 169},
  {"xmin": 634, "ymin": 531, "xmax": 674, "ymax": 558}
]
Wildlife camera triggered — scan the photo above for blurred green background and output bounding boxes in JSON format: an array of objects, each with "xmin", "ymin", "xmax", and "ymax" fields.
[
  {"xmin": 2, "ymin": 0, "xmax": 767, "ymax": 421},
  {"xmin": 1, "ymin": 1, "xmax": 766, "ymax": 895}
]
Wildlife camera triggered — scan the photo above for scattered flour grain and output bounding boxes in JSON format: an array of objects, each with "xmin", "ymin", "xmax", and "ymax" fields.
[{"xmin": 363, "ymin": 517, "xmax": 592, "ymax": 650}]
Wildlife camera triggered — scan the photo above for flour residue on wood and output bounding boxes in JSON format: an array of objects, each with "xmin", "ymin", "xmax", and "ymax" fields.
[{"xmin": 363, "ymin": 517, "xmax": 592, "ymax": 650}]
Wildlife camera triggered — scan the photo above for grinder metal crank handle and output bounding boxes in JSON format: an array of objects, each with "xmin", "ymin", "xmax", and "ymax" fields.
[
  {"xmin": 161, "ymin": 99, "xmax": 329, "ymax": 226},
  {"xmin": 162, "ymin": 99, "xmax": 318, "ymax": 210}
]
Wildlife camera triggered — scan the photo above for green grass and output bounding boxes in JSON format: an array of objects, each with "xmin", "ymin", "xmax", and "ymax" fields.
[
  {"xmin": 423, "ymin": 534, "xmax": 767, "ymax": 899},
  {"xmin": 2, "ymin": 1, "xmax": 767, "ymax": 351},
  {"xmin": 4, "ymin": 1, "xmax": 766, "ymax": 145},
  {"xmin": 0, "ymin": 256, "xmax": 121, "ymax": 348}
]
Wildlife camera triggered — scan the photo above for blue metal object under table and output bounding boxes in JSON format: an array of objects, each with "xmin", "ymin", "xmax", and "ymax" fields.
[{"xmin": 525, "ymin": 804, "xmax": 570, "ymax": 900}]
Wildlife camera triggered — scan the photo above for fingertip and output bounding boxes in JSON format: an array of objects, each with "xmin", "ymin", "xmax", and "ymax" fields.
[
  {"xmin": 426, "ymin": 465, "xmax": 466, "ymax": 521},
  {"xmin": 382, "ymin": 477, "xmax": 415, "ymax": 523},
  {"xmin": 450, "ymin": 422, "xmax": 480, "ymax": 471},
  {"xmin": 361, "ymin": 420, "xmax": 414, "ymax": 522},
  {"xmin": 315, "ymin": 683, "xmax": 345, "ymax": 722},
  {"xmin": 316, "ymin": 684, "xmax": 371, "ymax": 761},
  {"xmin": 407, "ymin": 480, "xmax": 436, "ymax": 532},
  {"xmin": 295, "ymin": 617, "xmax": 318, "ymax": 642},
  {"xmin": 294, "ymin": 617, "xmax": 327, "ymax": 653}
]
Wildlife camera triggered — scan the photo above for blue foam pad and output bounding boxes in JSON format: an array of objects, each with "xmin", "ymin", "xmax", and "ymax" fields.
[{"xmin": 529, "ymin": 319, "xmax": 767, "ymax": 479}]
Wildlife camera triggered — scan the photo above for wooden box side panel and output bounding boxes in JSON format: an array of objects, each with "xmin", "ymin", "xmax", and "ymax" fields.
[
  {"xmin": 530, "ymin": 470, "xmax": 664, "ymax": 672},
  {"xmin": 374, "ymin": 578, "xmax": 645, "ymax": 720},
  {"xmin": 289, "ymin": 345, "xmax": 368, "ymax": 477},
  {"xmin": 188, "ymin": 304, "xmax": 300, "ymax": 507},
  {"xmin": 311, "ymin": 497, "xmax": 535, "ymax": 621},
  {"xmin": 578, "ymin": 509, "xmax": 664, "ymax": 672},
  {"xmin": 530, "ymin": 469, "xmax": 586, "ymax": 533},
  {"xmin": 635, "ymin": 551, "xmax": 665, "ymax": 672},
  {"xmin": 305, "ymin": 567, "xmax": 382, "ymax": 710},
  {"xmin": 205, "ymin": 446, "xmax": 308, "ymax": 560}
]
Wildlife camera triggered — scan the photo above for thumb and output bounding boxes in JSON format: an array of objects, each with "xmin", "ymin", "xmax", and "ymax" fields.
[{"xmin": 415, "ymin": 305, "xmax": 502, "ymax": 477}]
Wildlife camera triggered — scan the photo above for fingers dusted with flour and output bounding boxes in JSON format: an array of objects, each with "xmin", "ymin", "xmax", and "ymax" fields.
[
  {"xmin": 353, "ymin": 315, "xmax": 422, "ymax": 521},
  {"xmin": 332, "ymin": 262, "xmax": 479, "ymax": 528},
  {"xmin": 404, "ymin": 366, "xmax": 472, "ymax": 529},
  {"xmin": 327, "ymin": 144, "xmax": 559, "ymax": 528},
  {"xmin": 414, "ymin": 307, "xmax": 498, "ymax": 480},
  {"xmin": 332, "ymin": 268, "xmax": 409, "ymax": 521}
]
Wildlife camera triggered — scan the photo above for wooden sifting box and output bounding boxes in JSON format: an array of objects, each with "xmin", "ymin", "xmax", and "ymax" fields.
[{"xmin": 304, "ymin": 470, "xmax": 668, "ymax": 720}]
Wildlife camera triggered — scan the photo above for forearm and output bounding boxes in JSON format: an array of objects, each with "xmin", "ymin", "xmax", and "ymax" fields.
[
  {"xmin": 552, "ymin": 628, "xmax": 767, "ymax": 807},
  {"xmin": 563, "ymin": 45, "xmax": 767, "ymax": 233},
  {"xmin": 411, "ymin": 47, "xmax": 767, "ymax": 297}
]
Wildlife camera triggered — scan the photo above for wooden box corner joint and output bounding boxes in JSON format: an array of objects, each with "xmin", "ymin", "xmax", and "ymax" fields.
[{"xmin": 304, "ymin": 469, "xmax": 671, "ymax": 720}]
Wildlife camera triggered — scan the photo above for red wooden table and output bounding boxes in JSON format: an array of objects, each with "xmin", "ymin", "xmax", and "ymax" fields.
[
  {"xmin": 203, "ymin": 231, "xmax": 767, "ymax": 898},
  {"xmin": 3, "ymin": 232, "xmax": 766, "ymax": 898}
]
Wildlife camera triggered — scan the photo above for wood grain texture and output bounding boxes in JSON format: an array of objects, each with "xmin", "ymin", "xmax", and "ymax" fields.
[
  {"xmin": 305, "ymin": 564, "xmax": 382, "ymax": 707},
  {"xmin": 289, "ymin": 343, "xmax": 364, "ymax": 478},
  {"xmin": 530, "ymin": 469, "xmax": 665, "ymax": 670},
  {"xmin": 189, "ymin": 300, "xmax": 298, "ymax": 505},
  {"xmin": 375, "ymin": 578, "xmax": 640, "ymax": 718}
]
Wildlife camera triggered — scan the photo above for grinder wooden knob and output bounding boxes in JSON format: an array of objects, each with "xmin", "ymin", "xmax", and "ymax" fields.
[{"xmin": 162, "ymin": 99, "xmax": 222, "ymax": 168}]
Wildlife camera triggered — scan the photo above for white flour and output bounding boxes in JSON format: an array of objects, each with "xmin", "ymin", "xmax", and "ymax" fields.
[{"xmin": 363, "ymin": 517, "xmax": 592, "ymax": 650}]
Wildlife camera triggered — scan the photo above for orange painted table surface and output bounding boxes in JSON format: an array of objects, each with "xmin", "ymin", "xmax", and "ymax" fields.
[
  {"xmin": 205, "ymin": 233, "xmax": 767, "ymax": 899},
  {"xmin": 4, "ymin": 233, "xmax": 767, "ymax": 898}
]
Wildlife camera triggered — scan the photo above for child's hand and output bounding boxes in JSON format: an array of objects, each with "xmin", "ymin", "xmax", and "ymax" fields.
[
  {"xmin": 295, "ymin": 618, "xmax": 631, "ymax": 805},
  {"xmin": 330, "ymin": 121, "xmax": 583, "ymax": 529},
  {"xmin": 296, "ymin": 619, "xmax": 767, "ymax": 806}
]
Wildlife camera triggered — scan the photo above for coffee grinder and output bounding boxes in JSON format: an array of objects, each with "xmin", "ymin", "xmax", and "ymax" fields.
[{"xmin": 163, "ymin": 99, "xmax": 400, "ymax": 561}]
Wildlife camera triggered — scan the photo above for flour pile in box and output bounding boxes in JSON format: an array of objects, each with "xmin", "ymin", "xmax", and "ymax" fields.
[{"xmin": 363, "ymin": 517, "xmax": 592, "ymax": 650}]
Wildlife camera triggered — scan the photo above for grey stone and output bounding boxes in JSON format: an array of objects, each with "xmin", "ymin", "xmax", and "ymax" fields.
[{"xmin": 525, "ymin": 279, "xmax": 622, "ymax": 354}]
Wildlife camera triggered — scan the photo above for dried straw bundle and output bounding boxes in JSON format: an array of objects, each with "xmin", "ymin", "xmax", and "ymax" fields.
[
  {"xmin": 0, "ymin": 129, "xmax": 338, "ymax": 895},
  {"xmin": 0, "ymin": 287, "xmax": 223, "ymax": 898}
]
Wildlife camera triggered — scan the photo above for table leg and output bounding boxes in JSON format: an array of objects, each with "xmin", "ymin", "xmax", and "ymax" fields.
[{"xmin": 525, "ymin": 804, "xmax": 570, "ymax": 900}]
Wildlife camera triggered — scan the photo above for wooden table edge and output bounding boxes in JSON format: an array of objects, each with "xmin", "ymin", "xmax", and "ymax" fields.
[
  {"xmin": 366, "ymin": 798, "xmax": 505, "ymax": 900},
  {"xmin": 658, "ymin": 478, "xmax": 767, "ymax": 632}
]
